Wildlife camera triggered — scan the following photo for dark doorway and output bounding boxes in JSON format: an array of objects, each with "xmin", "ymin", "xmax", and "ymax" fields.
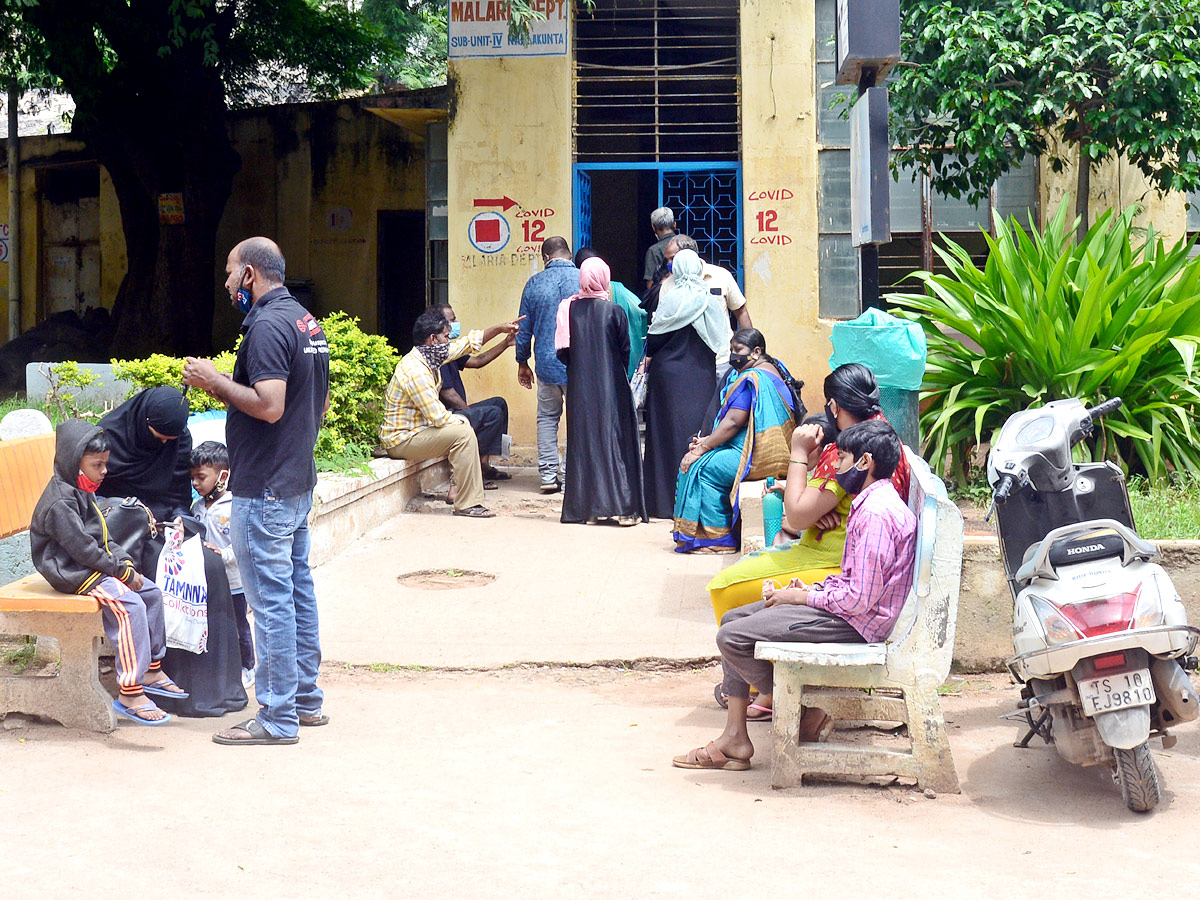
[{"xmin": 378, "ymin": 210, "xmax": 426, "ymax": 352}]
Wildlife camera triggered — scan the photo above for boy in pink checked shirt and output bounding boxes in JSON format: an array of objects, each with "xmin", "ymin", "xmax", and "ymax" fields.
[{"xmin": 674, "ymin": 419, "xmax": 917, "ymax": 772}]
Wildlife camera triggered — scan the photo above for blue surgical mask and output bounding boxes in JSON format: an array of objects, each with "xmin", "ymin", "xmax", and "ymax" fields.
[{"xmin": 448, "ymin": 322, "xmax": 462, "ymax": 339}]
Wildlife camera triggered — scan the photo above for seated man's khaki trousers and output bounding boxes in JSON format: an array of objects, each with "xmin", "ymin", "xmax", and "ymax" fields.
[{"xmin": 385, "ymin": 421, "xmax": 484, "ymax": 511}]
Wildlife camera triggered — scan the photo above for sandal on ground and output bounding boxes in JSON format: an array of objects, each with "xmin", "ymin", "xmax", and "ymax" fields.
[
  {"xmin": 142, "ymin": 676, "xmax": 190, "ymax": 700},
  {"xmin": 714, "ymin": 682, "xmax": 728, "ymax": 709},
  {"xmin": 484, "ymin": 481, "xmax": 499, "ymax": 490},
  {"xmin": 672, "ymin": 741, "xmax": 751, "ymax": 771},
  {"xmin": 299, "ymin": 713, "xmax": 330, "ymax": 727},
  {"xmin": 112, "ymin": 697, "xmax": 170, "ymax": 726},
  {"xmin": 616, "ymin": 516, "xmax": 639, "ymax": 527},
  {"xmin": 483, "ymin": 468, "xmax": 512, "ymax": 480},
  {"xmin": 452, "ymin": 505, "xmax": 496, "ymax": 518},
  {"xmin": 799, "ymin": 708, "xmax": 834, "ymax": 743},
  {"xmin": 746, "ymin": 703, "xmax": 773, "ymax": 723},
  {"xmin": 212, "ymin": 718, "xmax": 299, "ymax": 745}
]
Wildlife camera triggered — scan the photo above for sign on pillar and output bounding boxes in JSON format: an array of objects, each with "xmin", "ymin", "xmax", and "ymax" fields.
[{"xmin": 468, "ymin": 211, "xmax": 511, "ymax": 254}]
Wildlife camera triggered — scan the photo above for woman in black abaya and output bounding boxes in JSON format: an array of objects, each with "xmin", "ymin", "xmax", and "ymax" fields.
[
  {"xmin": 641, "ymin": 249, "xmax": 724, "ymax": 520},
  {"xmin": 555, "ymin": 255, "xmax": 647, "ymax": 525},
  {"xmin": 98, "ymin": 387, "xmax": 247, "ymax": 717}
]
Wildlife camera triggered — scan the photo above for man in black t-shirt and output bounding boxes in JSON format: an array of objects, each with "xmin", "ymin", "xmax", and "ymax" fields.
[{"xmin": 183, "ymin": 236, "xmax": 330, "ymax": 746}]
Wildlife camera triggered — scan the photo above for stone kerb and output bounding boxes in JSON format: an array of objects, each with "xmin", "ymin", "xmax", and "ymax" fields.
[{"xmin": 307, "ymin": 456, "xmax": 450, "ymax": 567}]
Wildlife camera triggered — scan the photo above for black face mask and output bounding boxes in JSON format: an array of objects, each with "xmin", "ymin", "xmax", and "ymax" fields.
[
  {"xmin": 823, "ymin": 401, "xmax": 840, "ymax": 444},
  {"xmin": 835, "ymin": 458, "xmax": 868, "ymax": 494},
  {"xmin": 729, "ymin": 353, "xmax": 752, "ymax": 371}
]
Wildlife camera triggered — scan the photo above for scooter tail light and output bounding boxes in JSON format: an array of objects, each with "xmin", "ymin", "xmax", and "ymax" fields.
[
  {"xmin": 1056, "ymin": 584, "xmax": 1142, "ymax": 638},
  {"xmin": 1029, "ymin": 595, "xmax": 1083, "ymax": 645},
  {"xmin": 1132, "ymin": 580, "xmax": 1165, "ymax": 630}
]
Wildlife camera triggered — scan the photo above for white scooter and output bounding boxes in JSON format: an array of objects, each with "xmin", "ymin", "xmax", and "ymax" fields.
[{"xmin": 987, "ymin": 397, "xmax": 1200, "ymax": 812}]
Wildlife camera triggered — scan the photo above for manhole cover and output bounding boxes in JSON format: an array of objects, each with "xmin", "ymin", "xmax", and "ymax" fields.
[{"xmin": 396, "ymin": 568, "xmax": 496, "ymax": 590}]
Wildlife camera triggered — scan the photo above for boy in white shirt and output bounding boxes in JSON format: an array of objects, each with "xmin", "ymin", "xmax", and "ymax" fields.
[{"xmin": 189, "ymin": 441, "xmax": 255, "ymax": 688}]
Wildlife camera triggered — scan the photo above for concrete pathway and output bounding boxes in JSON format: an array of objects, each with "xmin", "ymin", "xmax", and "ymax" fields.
[{"xmin": 315, "ymin": 467, "xmax": 728, "ymax": 668}]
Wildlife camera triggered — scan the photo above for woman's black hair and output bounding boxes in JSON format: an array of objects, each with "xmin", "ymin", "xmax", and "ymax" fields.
[
  {"xmin": 823, "ymin": 362, "xmax": 882, "ymax": 420},
  {"xmin": 837, "ymin": 419, "xmax": 902, "ymax": 480},
  {"xmin": 189, "ymin": 440, "xmax": 229, "ymax": 470},
  {"xmin": 83, "ymin": 431, "xmax": 109, "ymax": 455},
  {"xmin": 731, "ymin": 328, "xmax": 808, "ymax": 423}
]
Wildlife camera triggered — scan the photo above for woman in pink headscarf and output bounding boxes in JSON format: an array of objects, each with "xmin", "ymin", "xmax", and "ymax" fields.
[{"xmin": 555, "ymin": 253, "xmax": 647, "ymax": 526}]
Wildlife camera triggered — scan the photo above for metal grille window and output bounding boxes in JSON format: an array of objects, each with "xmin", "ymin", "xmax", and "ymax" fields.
[
  {"xmin": 426, "ymin": 122, "xmax": 449, "ymax": 306},
  {"xmin": 815, "ymin": 0, "xmax": 1036, "ymax": 315},
  {"xmin": 574, "ymin": 0, "xmax": 740, "ymax": 162}
]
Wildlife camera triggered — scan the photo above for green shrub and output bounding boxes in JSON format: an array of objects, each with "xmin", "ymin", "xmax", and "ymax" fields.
[
  {"xmin": 111, "ymin": 352, "xmax": 236, "ymax": 413},
  {"xmin": 112, "ymin": 312, "xmax": 398, "ymax": 460},
  {"xmin": 890, "ymin": 204, "xmax": 1200, "ymax": 482},
  {"xmin": 317, "ymin": 311, "xmax": 398, "ymax": 457}
]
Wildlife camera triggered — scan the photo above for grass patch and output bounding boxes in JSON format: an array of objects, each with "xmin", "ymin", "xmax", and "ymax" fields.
[
  {"xmin": 1128, "ymin": 476, "xmax": 1200, "ymax": 541},
  {"xmin": 953, "ymin": 474, "xmax": 1200, "ymax": 540},
  {"xmin": 364, "ymin": 662, "xmax": 433, "ymax": 673},
  {"xmin": 2, "ymin": 639, "xmax": 38, "ymax": 675}
]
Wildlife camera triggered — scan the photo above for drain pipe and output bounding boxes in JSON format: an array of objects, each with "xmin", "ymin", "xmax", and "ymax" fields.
[{"xmin": 6, "ymin": 78, "xmax": 19, "ymax": 341}]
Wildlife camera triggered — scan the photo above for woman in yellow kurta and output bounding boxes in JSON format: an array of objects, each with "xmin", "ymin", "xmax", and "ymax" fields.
[{"xmin": 707, "ymin": 364, "xmax": 910, "ymax": 717}]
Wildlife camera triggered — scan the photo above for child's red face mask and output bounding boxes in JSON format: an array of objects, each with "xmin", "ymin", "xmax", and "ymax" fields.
[{"xmin": 78, "ymin": 451, "xmax": 109, "ymax": 493}]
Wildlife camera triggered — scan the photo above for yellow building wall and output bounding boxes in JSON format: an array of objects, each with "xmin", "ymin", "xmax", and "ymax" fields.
[
  {"xmin": 1038, "ymin": 144, "xmax": 1189, "ymax": 244},
  {"xmin": 740, "ymin": 0, "xmax": 828, "ymax": 415},
  {"xmin": 214, "ymin": 102, "xmax": 428, "ymax": 350},
  {"xmin": 0, "ymin": 134, "xmax": 126, "ymax": 339},
  {"xmin": 446, "ymin": 56, "xmax": 574, "ymax": 447}
]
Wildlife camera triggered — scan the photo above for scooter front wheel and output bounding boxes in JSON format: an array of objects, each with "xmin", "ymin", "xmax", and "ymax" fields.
[{"xmin": 1113, "ymin": 741, "xmax": 1161, "ymax": 813}]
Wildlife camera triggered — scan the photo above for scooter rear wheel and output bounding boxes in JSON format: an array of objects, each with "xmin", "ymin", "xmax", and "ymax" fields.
[{"xmin": 1113, "ymin": 741, "xmax": 1161, "ymax": 813}]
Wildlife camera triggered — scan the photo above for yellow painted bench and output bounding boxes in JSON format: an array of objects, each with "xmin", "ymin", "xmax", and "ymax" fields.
[{"xmin": 0, "ymin": 432, "xmax": 116, "ymax": 732}]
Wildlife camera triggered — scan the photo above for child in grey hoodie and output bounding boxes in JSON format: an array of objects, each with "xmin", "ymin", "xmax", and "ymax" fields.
[{"xmin": 29, "ymin": 419, "xmax": 187, "ymax": 725}]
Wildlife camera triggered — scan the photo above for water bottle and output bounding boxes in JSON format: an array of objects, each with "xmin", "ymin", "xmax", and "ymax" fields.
[{"xmin": 762, "ymin": 477, "xmax": 784, "ymax": 547}]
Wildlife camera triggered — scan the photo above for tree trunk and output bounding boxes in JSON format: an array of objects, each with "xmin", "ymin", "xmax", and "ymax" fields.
[
  {"xmin": 1076, "ymin": 146, "xmax": 1091, "ymax": 244},
  {"xmin": 25, "ymin": 3, "xmax": 240, "ymax": 357}
]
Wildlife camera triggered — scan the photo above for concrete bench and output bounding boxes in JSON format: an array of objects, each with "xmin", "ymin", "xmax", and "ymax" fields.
[
  {"xmin": 0, "ymin": 431, "xmax": 116, "ymax": 732},
  {"xmin": 0, "ymin": 576, "xmax": 115, "ymax": 731},
  {"xmin": 755, "ymin": 449, "xmax": 965, "ymax": 793}
]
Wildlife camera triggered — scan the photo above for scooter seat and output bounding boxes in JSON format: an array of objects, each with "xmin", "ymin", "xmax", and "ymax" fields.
[
  {"xmin": 1047, "ymin": 531, "xmax": 1126, "ymax": 568},
  {"xmin": 1016, "ymin": 527, "xmax": 1153, "ymax": 584}
]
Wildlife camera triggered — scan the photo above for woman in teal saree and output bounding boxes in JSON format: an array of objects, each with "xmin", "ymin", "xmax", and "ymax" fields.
[{"xmin": 673, "ymin": 329, "xmax": 805, "ymax": 553}]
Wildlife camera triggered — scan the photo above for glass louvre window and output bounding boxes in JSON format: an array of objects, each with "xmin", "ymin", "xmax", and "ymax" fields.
[{"xmin": 574, "ymin": 0, "xmax": 740, "ymax": 162}]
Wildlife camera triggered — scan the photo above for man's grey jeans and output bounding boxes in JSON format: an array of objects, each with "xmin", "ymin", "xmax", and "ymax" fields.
[{"xmin": 536, "ymin": 381, "xmax": 566, "ymax": 486}]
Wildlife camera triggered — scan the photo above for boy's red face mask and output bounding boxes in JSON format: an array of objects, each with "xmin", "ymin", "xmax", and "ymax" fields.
[{"xmin": 78, "ymin": 451, "xmax": 109, "ymax": 493}]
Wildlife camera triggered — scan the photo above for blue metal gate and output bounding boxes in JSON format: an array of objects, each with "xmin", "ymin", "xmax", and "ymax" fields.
[{"xmin": 573, "ymin": 162, "xmax": 743, "ymax": 285}]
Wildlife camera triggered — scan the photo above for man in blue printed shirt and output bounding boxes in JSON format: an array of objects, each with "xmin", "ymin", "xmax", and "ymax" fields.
[{"xmin": 516, "ymin": 236, "xmax": 580, "ymax": 493}]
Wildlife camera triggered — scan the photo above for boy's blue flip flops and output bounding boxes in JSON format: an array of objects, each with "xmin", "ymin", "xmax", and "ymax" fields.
[
  {"xmin": 112, "ymin": 698, "xmax": 171, "ymax": 726},
  {"xmin": 142, "ymin": 677, "xmax": 190, "ymax": 700}
]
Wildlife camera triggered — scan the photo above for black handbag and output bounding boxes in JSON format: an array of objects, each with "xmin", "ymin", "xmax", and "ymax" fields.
[{"xmin": 95, "ymin": 496, "xmax": 158, "ymax": 562}]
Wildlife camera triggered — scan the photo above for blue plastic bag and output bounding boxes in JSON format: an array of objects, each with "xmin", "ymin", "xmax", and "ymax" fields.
[{"xmin": 829, "ymin": 308, "xmax": 927, "ymax": 390}]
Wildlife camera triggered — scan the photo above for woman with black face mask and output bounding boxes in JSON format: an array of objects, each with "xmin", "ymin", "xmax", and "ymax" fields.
[
  {"xmin": 673, "ymin": 328, "xmax": 806, "ymax": 553},
  {"xmin": 705, "ymin": 362, "xmax": 911, "ymax": 720}
]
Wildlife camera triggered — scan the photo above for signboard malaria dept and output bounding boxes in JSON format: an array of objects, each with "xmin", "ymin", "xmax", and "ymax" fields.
[{"xmin": 448, "ymin": 0, "xmax": 568, "ymax": 58}]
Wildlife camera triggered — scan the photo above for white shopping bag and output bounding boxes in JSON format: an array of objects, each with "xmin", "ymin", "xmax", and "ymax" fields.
[{"xmin": 156, "ymin": 525, "xmax": 209, "ymax": 654}]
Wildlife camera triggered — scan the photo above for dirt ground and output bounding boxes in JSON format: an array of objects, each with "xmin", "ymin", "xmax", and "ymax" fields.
[{"xmin": 4, "ymin": 665, "xmax": 1200, "ymax": 897}]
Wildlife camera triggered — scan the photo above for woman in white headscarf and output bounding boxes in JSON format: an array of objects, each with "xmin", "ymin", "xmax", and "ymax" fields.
[{"xmin": 642, "ymin": 248, "xmax": 725, "ymax": 519}]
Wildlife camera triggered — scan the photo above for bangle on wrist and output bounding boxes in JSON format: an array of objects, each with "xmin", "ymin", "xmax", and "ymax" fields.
[{"xmin": 789, "ymin": 458, "xmax": 807, "ymax": 465}]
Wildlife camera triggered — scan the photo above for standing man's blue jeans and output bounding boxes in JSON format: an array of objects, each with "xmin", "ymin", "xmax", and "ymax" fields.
[
  {"xmin": 231, "ymin": 489, "xmax": 323, "ymax": 739},
  {"xmin": 536, "ymin": 381, "xmax": 566, "ymax": 488}
]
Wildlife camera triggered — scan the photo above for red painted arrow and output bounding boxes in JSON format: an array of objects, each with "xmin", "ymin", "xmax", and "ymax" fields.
[{"xmin": 474, "ymin": 196, "xmax": 517, "ymax": 211}]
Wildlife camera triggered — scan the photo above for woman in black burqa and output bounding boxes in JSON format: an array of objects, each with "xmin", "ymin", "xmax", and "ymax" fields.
[
  {"xmin": 97, "ymin": 386, "xmax": 247, "ymax": 717},
  {"xmin": 555, "ymin": 254, "xmax": 647, "ymax": 525}
]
